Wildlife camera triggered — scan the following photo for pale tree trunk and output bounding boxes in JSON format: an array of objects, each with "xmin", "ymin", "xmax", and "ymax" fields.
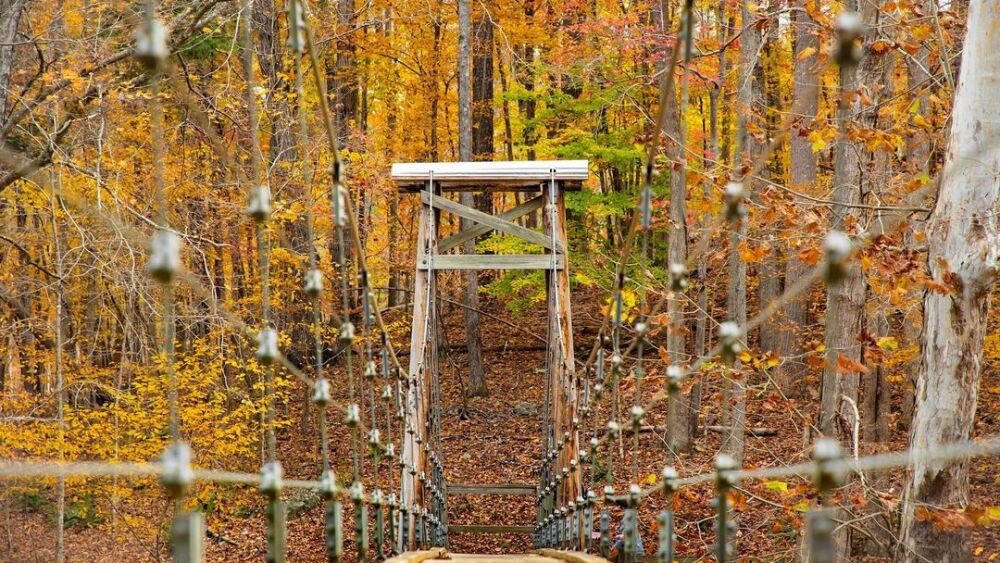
[
  {"xmin": 0, "ymin": 0, "xmax": 25, "ymax": 126},
  {"xmin": 457, "ymin": 0, "xmax": 487, "ymax": 397},
  {"xmin": 658, "ymin": 0, "xmax": 689, "ymax": 452},
  {"xmin": 1, "ymin": 0, "xmax": 28, "ymax": 395},
  {"xmin": 776, "ymin": 0, "xmax": 818, "ymax": 397},
  {"xmin": 3, "ymin": 335, "xmax": 22, "ymax": 394},
  {"xmin": 901, "ymin": 1, "xmax": 1000, "ymax": 559},
  {"xmin": 48, "ymin": 139, "xmax": 67, "ymax": 563}
]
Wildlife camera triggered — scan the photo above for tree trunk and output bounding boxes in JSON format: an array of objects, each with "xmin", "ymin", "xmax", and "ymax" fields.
[
  {"xmin": 756, "ymin": 13, "xmax": 782, "ymax": 361},
  {"xmin": 900, "ymin": 0, "xmax": 934, "ymax": 431},
  {"xmin": 384, "ymin": 8, "xmax": 403, "ymax": 308},
  {"xmin": 817, "ymin": 3, "xmax": 870, "ymax": 560},
  {"xmin": 253, "ymin": 0, "xmax": 291, "ymax": 167},
  {"xmin": 776, "ymin": 0, "xmax": 819, "ymax": 397},
  {"xmin": 692, "ymin": 2, "xmax": 728, "ymax": 440},
  {"xmin": 456, "ymin": 0, "xmax": 487, "ymax": 397},
  {"xmin": 333, "ymin": 0, "xmax": 358, "ymax": 137},
  {"xmin": 721, "ymin": 0, "xmax": 761, "ymax": 468},
  {"xmin": 0, "ymin": 0, "xmax": 25, "ymax": 127},
  {"xmin": 472, "ymin": 14, "xmax": 494, "ymax": 163},
  {"xmin": 517, "ymin": 0, "xmax": 537, "ymax": 163},
  {"xmin": 655, "ymin": 0, "xmax": 690, "ymax": 452},
  {"xmin": 861, "ymin": 310, "xmax": 893, "ymax": 557},
  {"xmin": 462, "ymin": 7, "xmax": 493, "ymax": 397},
  {"xmin": 857, "ymin": 0, "xmax": 894, "ymax": 480},
  {"xmin": 901, "ymin": 1, "xmax": 1000, "ymax": 559},
  {"xmin": 496, "ymin": 46, "xmax": 515, "ymax": 161}
]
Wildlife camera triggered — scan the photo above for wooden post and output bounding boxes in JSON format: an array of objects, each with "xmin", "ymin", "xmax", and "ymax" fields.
[
  {"xmin": 392, "ymin": 162, "xmax": 587, "ymax": 551},
  {"xmin": 402, "ymin": 179, "xmax": 438, "ymax": 549},
  {"xmin": 543, "ymin": 180, "xmax": 580, "ymax": 547}
]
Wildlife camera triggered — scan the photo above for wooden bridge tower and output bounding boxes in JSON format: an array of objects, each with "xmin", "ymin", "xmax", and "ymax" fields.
[{"xmin": 391, "ymin": 161, "xmax": 588, "ymax": 548}]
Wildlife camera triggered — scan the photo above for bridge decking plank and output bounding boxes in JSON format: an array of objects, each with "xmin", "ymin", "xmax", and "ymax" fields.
[
  {"xmin": 386, "ymin": 552, "xmax": 608, "ymax": 563},
  {"xmin": 446, "ymin": 482, "xmax": 536, "ymax": 496}
]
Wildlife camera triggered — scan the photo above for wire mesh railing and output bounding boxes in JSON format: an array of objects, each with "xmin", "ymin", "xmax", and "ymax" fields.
[
  {"xmin": 528, "ymin": 5, "xmax": 987, "ymax": 563},
  {"xmin": 0, "ymin": 0, "xmax": 992, "ymax": 562},
  {"xmin": 531, "ymin": 435, "xmax": 1000, "ymax": 561}
]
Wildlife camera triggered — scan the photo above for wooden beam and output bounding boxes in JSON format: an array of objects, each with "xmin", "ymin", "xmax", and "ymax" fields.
[
  {"xmin": 418, "ymin": 254, "xmax": 563, "ymax": 270},
  {"xmin": 439, "ymin": 195, "xmax": 544, "ymax": 252},
  {"xmin": 534, "ymin": 549, "xmax": 611, "ymax": 563},
  {"xmin": 384, "ymin": 549, "xmax": 448, "ymax": 563},
  {"xmin": 446, "ymin": 483, "xmax": 536, "ymax": 496},
  {"xmin": 420, "ymin": 191, "xmax": 557, "ymax": 251},
  {"xmin": 448, "ymin": 525, "xmax": 536, "ymax": 535}
]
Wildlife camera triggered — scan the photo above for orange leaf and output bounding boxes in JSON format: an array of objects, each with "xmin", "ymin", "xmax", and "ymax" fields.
[
  {"xmin": 798, "ymin": 246, "xmax": 822, "ymax": 266},
  {"xmin": 923, "ymin": 278, "xmax": 955, "ymax": 295},
  {"xmin": 836, "ymin": 354, "xmax": 869, "ymax": 374},
  {"xmin": 870, "ymin": 40, "xmax": 893, "ymax": 55}
]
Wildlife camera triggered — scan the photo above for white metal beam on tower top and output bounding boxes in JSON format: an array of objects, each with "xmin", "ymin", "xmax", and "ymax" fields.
[{"xmin": 392, "ymin": 160, "xmax": 589, "ymax": 190}]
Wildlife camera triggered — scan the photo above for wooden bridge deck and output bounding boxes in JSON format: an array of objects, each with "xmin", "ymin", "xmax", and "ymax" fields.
[{"xmin": 386, "ymin": 549, "xmax": 610, "ymax": 563}]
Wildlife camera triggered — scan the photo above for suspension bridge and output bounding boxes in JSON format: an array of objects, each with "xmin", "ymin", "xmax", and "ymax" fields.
[{"xmin": 2, "ymin": 0, "xmax": 1000, "ymax": 562}]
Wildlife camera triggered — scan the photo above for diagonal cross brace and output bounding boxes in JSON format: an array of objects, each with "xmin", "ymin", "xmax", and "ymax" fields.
[
  {"xmin": 419, "ymin": 190, "xmax": 560, "ymax": 252},
  {"xmin": 438, "ymin": 195, "xmax": 545, "ymax": 252}
]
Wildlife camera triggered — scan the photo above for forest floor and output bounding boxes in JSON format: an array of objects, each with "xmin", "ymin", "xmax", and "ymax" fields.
[{"xmin": 3, "ymin": 288, "xmax": 999, "ymax": 562}]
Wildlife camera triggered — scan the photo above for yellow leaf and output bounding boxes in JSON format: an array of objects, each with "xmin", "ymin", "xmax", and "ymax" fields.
[
  {"xmin": 877, "ymin": 337, "xmax": 899, "ymax": 351},
  {"xmin": 792, "ymin": 501, "xmax": 811, "ymax": 512},
  {"xmin": 645, "ymin": 473, "xmax": 658, "ymax": 485},
  {"xmin": 764, "ymin": 481, "xmax": 788, "ymax": 492},
  {"xmin": 797, "ymin": 46, "xmax": 817, "ymax": 61},
  {"xmin": 764, "ymin": 352, "xmax": 780, "ymax": 368}
]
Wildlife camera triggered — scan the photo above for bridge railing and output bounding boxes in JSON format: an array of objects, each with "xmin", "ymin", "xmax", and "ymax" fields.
[
  {"xmin": 532, "ymin": 434, "xmax": 1000, "ymax": 561},
  {"xmin": 0, "ymin": 455, "xmax": 430, "ymax": 561}
]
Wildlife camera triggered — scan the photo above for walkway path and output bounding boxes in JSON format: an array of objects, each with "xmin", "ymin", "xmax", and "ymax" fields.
[{"xmin": 386, "ymin": 549, "xmax": 610, "ymax": 563}]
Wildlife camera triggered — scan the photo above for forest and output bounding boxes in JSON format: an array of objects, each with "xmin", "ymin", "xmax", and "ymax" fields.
[{"xmin": 0, "ymin": 0, "xmax": 998, "ymax": 561}]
